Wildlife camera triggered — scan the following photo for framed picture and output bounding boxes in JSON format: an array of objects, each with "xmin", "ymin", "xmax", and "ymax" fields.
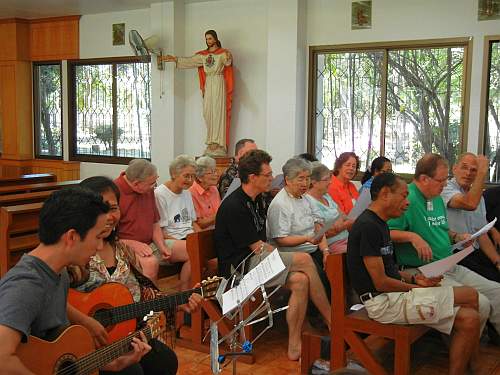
[
  {"xmin": 352, "ymin": 1, "xmax": 372, "ymax": 30},
  {"xmin": 112, "ymin": 23, "xmax": 125, "ymax": 45},
  {"xmin": 478, "ymin": 0, "xmax": 500, "ymax": 20}
]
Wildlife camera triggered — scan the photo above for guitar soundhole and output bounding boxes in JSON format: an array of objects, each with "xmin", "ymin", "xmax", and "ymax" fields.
[
  {"xmin": 94, "ymin": 308, "xmax": 113, "ymax": 327},
  {"xmin": 55, "ymin": 354, "xmax": 78, "ymax": 375}
]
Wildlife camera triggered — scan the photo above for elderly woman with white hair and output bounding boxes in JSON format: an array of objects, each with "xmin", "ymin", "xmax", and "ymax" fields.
[
  {"xmin": 155, "ymin": 155, "xmax": 200, "ymax": 290},
  {"xmin": 267, "ymin": 157, "xmax": 330, "ymax": 290},
  {"xmin": 189, "ymin": 156, "xmax": 221, "ymax": 229}
]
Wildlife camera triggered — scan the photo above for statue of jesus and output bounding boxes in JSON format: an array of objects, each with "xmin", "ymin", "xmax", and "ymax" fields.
[{"xmin": 162, "ymin": 30, "xmax": 234, "ymax": 157}]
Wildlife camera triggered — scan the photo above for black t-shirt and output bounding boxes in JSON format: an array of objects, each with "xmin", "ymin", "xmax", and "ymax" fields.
[
  {"xmin": 214, "ymin": 186, "xmax": 267, "ymax": 277},
  {"xmin": 484, "ymin": 186, "xmax": 500, "ymax": 231},
  {"xmin": 347, "ymin": 209, "xmax": 401, "ymax": 295}
]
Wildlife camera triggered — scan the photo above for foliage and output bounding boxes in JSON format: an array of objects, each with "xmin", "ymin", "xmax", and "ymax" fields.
[{"xmin": 315, "ymin": 46, "xmax": 465, "ymax": 174}]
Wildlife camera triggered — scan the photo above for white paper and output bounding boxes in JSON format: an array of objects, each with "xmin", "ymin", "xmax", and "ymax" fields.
[
  {"xmin": 222, "ymin": 178, "xmax": 241, "ymax": 201},
  {"xmin": 451, "ymin": 218, "xmax": 497, "ymax": 250},
  {"xmin": 222, "ymin": 249, "xmax": 285, "ymax": 314},
  {"xmin": 312, "ymin": 219, "xmax": 335, "ymax": 242},
  {"xmin": 418, "ymin": 246, "xmax": 475, "ymax": 278},
  {"xmin": 347, "ymin": 189, "xmax": 371, "ymax": 220}
]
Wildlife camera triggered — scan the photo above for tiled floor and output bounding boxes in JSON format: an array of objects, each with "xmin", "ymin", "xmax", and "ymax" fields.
[{"xmin": 158, "ymin": 277, "xmax": 500, "ymax": 375}]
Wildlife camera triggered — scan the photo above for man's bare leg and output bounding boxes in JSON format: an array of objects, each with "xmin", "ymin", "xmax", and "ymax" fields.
[
  {"xmin": 285, "ymin": 271, "xmax": 309, "ymax": 361},
  {"xmin": 289, "ymin": 252, "xmax": 331, "ymax": 328},
  {"xmin": 451, "ymin": 286, "xmax": 480, "ymax": 373},
  {"xmin": 449, "ymin": 306, "xmax": 480, "ymax": 375}
]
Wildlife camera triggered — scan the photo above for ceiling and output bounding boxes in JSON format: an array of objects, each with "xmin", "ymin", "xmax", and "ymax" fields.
[{"xmin": 0, "ymin": 0, "xmax": 213, "ymax": 19}]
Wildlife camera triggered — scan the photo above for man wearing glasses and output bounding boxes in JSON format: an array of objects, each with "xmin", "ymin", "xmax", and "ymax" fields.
[
  {"xmin": 214, "ymin": 150, "xmax": 331, "ymax": 361},
  {"xmin": 388, "ymin": 153, "xmax": 500, "ymax": 346},
  {"xmin": 114, "ymin": 159, "xmax": 168, "ymax": 283}
]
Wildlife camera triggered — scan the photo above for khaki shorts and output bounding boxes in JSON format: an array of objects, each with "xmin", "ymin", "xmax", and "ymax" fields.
[
  {"xmin": 246, "ymin": 250, "xmax": 294, "ymax": 288},
  {"xmin": 150, "ymin": 240, "xmax": 177, "ymax": 265},
  {"xmin": 363, "ymin": 286, "xmax": 458, "ymax": 335}
]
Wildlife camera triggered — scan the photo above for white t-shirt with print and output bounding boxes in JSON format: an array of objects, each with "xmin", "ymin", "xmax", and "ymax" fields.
[{"xmin": 155, "ymin": 184, "xmax": 197, "ymax": 240}]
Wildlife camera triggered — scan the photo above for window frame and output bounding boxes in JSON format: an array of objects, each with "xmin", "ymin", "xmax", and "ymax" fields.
[
  {"xmin": 67, "ymin": 56, "xmax": 151, "ymax": 164},
  {"xmin": 33, "ymin": 61, "xmax": 63, "ymax": 160},
  {"xmin": 478, "ymin": 35, "xmax": 500, "ymax": 184},
  {"xmin": 307, "ymin": 37, "xmax": 473, "ymax": 177}
]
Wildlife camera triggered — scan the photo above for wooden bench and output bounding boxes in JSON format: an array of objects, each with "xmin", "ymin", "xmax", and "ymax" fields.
[
  {"xmin": 0, "ymin": 190, "xmax": 55, "ymax": 208},
  {"xmin": 0, "ymin": 173, "xmax": 56, "ymax": 187},
  {"xmin": 301, "ymin": 253, "xmax": 429, "ymax": 375},
  {"xmin": 176, "ymin": 229, "xmax": 255, "ymax": 363},
  {"xmin": 0, "ymin": 180, "xmax": 80, "ymax": 196},
  {"xmin": 0, "ymin": 203, "xmax": 42, "ymax": 277}
]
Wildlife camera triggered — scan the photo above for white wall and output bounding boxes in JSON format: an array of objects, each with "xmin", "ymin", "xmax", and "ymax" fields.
[
  {"xmin": 182, "ymin": 0, "xmax": 268, "ymax": 157},
  {"xmin": 73, "ymin": 0, "xmax": 500, "ymax": 179}
]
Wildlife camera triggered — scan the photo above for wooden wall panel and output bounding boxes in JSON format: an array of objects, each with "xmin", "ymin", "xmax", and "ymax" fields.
[
  {"xmin": 0, "ymin": 63, "xmax": 19, "ymax": 158},
  {"xmin": 0, "ymin": 22, "xmax": 19, "ymax": 61},
  {"xmin": 30, "ymin": 16, "xmax": 80, "ymax": 61}
]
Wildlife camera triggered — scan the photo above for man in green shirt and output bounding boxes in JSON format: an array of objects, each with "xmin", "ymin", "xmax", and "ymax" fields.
[{"xmin": 388, "ymin": 153, "xmax": 500, "ymax": 343}]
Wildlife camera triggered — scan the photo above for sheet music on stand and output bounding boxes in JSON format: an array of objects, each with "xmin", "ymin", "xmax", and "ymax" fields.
[
  {"xmin": 347, "ymin": 189, "xmax": 371, "ymax": 220},
  {"xmin": 222, "ymin": 249, "xmax": 285, "ymax": 314}
]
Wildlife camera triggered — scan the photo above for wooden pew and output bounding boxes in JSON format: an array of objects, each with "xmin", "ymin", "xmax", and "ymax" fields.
[
  {"xmin": 0, "ymin": 180, "xmax": 80, "ymax": 196},
  {"xmin": 0, "ymin": 203, "xmax": 42, "ymax": 277},
  {"xmin": 0, "ymin": 190, "xmax": 54, "ymax": 208},
  {"xmin": 301, "ymin": 253, "xmax": 429, "ymax": 375},
  {"xmin": 177, "ymin": 229, "xmax": 255, "ymax": 363},
  {"xmin": 0, "ymin": 173, "xmax": 56, "ymax": 187}
]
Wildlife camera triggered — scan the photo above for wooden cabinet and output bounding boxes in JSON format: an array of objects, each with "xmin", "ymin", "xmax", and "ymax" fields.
[
  {"xmin": 0, "ymin": 19, "xmax": 32, "ymax": 160},
  {"xmin": 30, "ymin": 16, "xmax": 79, "ymax": 61},
  {"xmin": 0, "ymin": 16, "xmax": 79, "ymax": 162}
]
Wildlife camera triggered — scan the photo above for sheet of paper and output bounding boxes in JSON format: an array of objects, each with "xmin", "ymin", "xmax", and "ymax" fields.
[
  {"xmin": 451, "ymin": 218, "xmax": 497, "ymax": 250},
  {"xmin": 347, "ymin": 189, "xmax": 371, "ymax": 220},
  {"xmin": 222, "ymin": 177, "xmax": 241, "ymax": 201},
  {"xmin": 271, "ymin": 174, "xmax": 284, "ymax": 190},
  {"xmin": 222, "ymin": 249, "xmax": 285, "ymax": 314},
  {"xmin": 418, "ymin": 246, "xmax": 475, "ymax": 278},
  {"xmin": 312, "ymin": 219, "xmax": 335, "ymax": 242}
]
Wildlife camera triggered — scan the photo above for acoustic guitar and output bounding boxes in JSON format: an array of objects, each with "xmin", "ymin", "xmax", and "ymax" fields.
[
  {"xmin": 68, "ymin": 277, "xmax": 221, "ymax": 343},
  {"xmin": 17, "ymin": 313, "xmax": 161, "ymax": 375}
]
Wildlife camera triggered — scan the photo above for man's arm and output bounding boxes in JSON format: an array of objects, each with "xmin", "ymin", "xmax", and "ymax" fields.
[
  {"xmin": 363, "ymin": 256, "xmax": 413, "ymax": 292},
  {"xmin": 477, "ymin": 233, "xmax": 500, "ymax": 268},
  {"xmin": 0, "ymin": 325, "xmax": 34, "ymax": 375},
  {"xmin": 447, "ymin": 156, "xmax": 489, "ymax": 211},
  {"xmin": 390, "ymin": 230, "xmax": 433, "ymax": 262},
  {"xmin": 152, "ymin": 223, "xmax": 171, "ymax": 258},
  {"xmin": 490, "ymin": 227, "xmax": 500, "ymax": 248},
  {"xmin": 67, "ymin": 304, "xmax": 108, "ymax": 348}
]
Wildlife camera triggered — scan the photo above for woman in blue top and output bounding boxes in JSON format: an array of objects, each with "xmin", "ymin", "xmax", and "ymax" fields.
[
  {"xmin": 306, "ymin": 162, "xmax": 353, "ymax": 253},
  {"xmin": 359, "ymin": 156, "xmax": 392, "ymax": 193}
]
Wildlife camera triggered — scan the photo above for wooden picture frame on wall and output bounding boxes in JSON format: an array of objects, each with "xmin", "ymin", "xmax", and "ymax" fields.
[
  {"xmin": 352, "ymin": 1, "xmax": 372, "ymax": 30},
  {"xmin": 112, "ymin": 23, "xmax": 125, "ymax": 45}
]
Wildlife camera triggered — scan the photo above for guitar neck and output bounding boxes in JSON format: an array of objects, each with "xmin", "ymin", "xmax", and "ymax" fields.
[
  {"xmin": 101, "ymin": 287, "xmax": 201, "ymax": 326},
  {"xmin": 61, "ymin": 326, "xmax": 152, "ymax": 375}
]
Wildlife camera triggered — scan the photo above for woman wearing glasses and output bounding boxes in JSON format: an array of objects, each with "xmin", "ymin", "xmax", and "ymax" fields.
[{"xmin": 189, "ymin": 156, "xmax": 221, "ymax": 230}]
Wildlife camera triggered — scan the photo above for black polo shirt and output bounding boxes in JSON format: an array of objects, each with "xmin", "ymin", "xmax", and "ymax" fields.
[
  {"xmin": 484, "ymin": 186, "xmax": 500, "ymax": 232},
  {"xmin": 215, "ymin": 186, "xmax": 267, "ymax": 277},
  {"xmin": 347, "ymin": 209, "xmax": 400, "ymax": 295}
]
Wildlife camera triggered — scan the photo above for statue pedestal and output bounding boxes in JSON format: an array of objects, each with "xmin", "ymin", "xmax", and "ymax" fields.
[{"xmin": 214, "ymin": 156, "xmax": 232, "ymax": 180}]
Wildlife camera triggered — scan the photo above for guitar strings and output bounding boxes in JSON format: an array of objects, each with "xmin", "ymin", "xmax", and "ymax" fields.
[{"xmin": 56, "ymin": 326, "xmax": 153, "ymax": 375}]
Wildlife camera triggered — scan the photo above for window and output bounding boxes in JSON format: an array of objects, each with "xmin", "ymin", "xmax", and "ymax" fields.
[
  {"xmin": 68, "ymin": 57, "xmax": 151, "ymax": 163},
  {"xmin": 34, "ymin": 63, "xmax": 63, "ymax": 158},
  {"xmin": 308, "ymin": 39, "xmax": 471, "ymax": 174},
  {"xmin": 482, "ymin": 38, "xmax": 500, "ymax": 183}
]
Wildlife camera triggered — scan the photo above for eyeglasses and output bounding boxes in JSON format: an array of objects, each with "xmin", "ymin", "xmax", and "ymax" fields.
[
  {"xmin": 204, "ymin": 169, "xmax": 217, "ymax": 175},
  {"xmin": 426, "ymin": 175, "xmax": 448, "ymax": 184},
  {"xmin": 181, "ymin": 174, "xmax": 196, "ymax": 180}
]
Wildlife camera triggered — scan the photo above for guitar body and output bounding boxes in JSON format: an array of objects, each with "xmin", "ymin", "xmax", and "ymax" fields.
[
  {"xmin": 17, "ymin": 325, "xmax": 97, "ymax": 375},
  {"xmin": 68, "ymin": 283, "xmax": 136, "ymax": 343}
]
